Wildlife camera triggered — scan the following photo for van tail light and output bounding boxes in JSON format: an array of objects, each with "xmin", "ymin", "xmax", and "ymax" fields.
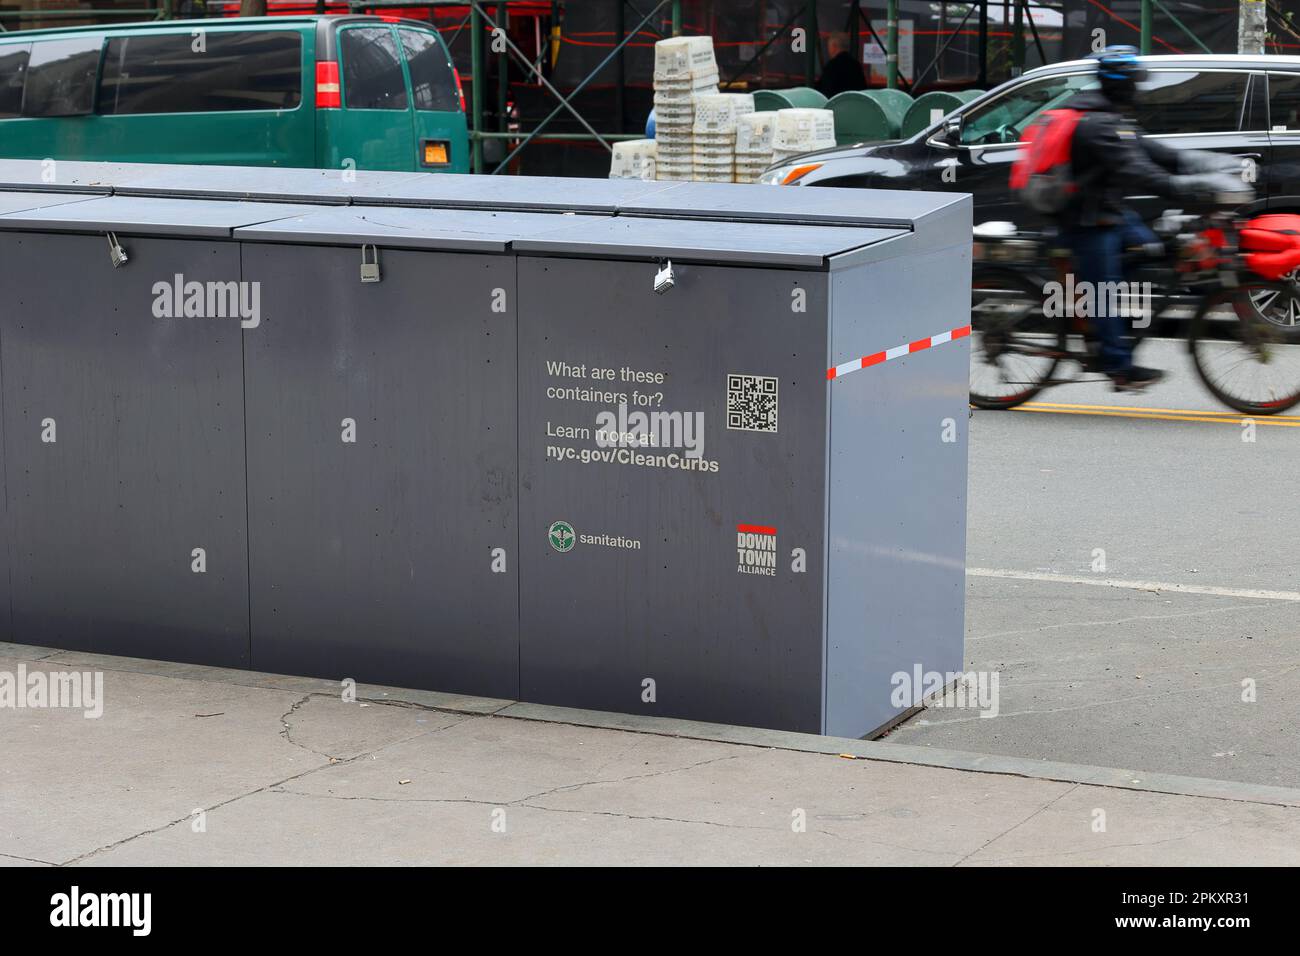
[
  {"xmin": 315, "ymin": 61, "xmax": 341, "ymax": 109},
  {"xmin": 453, "ymin": 66, "xmax": 467, "ymax": 113}
]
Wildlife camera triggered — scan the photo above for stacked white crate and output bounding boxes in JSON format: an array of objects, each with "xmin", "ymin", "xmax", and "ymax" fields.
[
  {"xmin": 771, "ymin": 108, "xmax": 837, "ymax": 164},
  {"xmin": 608, "ymin": 139, "xmax": 658, "ymax": 180},
  {"xmin": 691, "ymin": 92, "xmax": 754, "ymax": 183},
  {"xmin": 653, "ymin": 36, "xmax": 719, "ymax": 181},
  {"xmin": 735, "ymin": 112, "xmax": 776, "ymax": 183}
]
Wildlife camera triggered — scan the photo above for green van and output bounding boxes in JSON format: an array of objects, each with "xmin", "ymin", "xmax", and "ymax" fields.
[{"xmin": 0, "ymin": 15, "xmax": 469, "ymax": 173}]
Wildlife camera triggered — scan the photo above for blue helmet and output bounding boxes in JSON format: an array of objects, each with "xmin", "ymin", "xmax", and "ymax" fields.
[{"xmin": 1095, "ymin": 45, "xmax": 1148, "ymax": 87}]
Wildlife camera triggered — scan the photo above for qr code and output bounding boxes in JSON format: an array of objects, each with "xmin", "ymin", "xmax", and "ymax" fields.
[{"xmin": 726, "ymin": 374, "xmax": 778, "ymax": 433}]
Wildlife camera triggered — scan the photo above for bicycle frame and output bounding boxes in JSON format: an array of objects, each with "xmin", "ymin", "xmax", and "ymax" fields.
[{"xmin": 973, "ymin": 210, "xmax": 1246, "ymax": 331}]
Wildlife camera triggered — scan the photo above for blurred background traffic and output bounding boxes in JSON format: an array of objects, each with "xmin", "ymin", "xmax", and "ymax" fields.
[{"xmin": 0, "ymin": 1, "xmax": 1293, "ymax": 178}]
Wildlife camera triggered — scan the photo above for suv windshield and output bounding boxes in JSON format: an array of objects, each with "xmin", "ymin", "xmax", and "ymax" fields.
[{"xmin": 960, "ymin": 72, "xmax": 1097, "ymax": 146}]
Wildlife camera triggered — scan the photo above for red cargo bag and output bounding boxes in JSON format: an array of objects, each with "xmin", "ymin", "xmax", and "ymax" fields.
[{"xmin": 1240, "ymin": 213, "xmax": 1300, "ymax": 280}]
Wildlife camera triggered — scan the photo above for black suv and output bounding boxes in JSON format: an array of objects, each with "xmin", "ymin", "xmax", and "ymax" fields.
[{"xmin": 763, "ymin": 55, "xmax": 1300, "ymax": 229}]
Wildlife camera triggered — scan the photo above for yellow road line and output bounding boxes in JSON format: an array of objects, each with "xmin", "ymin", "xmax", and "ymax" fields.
[
  {"xmin": 1026, "ymin": 401, "xmax": 1300, "ymax": 421},
  {"xmin": 1015, "ymin": 404, "xmax": 1300, "ymax": 426}
]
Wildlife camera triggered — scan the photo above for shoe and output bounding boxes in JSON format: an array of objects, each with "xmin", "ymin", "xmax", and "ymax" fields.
[{"xmin": 1110, "ymin": 366, "xmax": 1165, "ymax": 391}]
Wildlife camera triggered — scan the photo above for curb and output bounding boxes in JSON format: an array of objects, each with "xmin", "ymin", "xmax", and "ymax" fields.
[{"xmin": 6, "ymin": 640, "xmax": 1299, "ymax": 809}]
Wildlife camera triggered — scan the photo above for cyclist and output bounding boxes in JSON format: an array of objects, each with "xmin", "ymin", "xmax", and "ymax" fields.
[{"xmin": 1051, "ymin": 46, "xmax": 1205, "ymax": 390}]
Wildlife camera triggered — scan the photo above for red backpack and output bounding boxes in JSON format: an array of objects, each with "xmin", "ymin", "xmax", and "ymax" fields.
[{"xmin": 1009, "ymin": 108, "xmax": 1084, "ymax": 215}]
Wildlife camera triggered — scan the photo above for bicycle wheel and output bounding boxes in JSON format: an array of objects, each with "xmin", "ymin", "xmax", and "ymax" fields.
[
  {"xmin": 1189, "ymin": 278, "xmax": 1300, "ymax": 414},
  {"xmin": 970, "ymin": 267, "xmax": 1064, "ymax": 410}
]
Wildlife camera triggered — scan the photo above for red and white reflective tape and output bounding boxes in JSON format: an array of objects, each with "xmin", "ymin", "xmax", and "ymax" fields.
[{"xmin": 826, "ymin": 325, "xmax": 971, "ymax": 381}]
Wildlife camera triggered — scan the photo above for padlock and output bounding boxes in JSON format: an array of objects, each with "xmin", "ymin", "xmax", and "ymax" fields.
[
  {"xmin": 360, "ymin": 244, "xmax": 381, "ymax": 283},
  {"xmin": 107, "ymin": 232, "xmax": 128, "ymax": 268}
]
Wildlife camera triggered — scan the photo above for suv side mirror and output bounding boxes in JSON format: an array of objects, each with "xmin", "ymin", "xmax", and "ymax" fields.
[{"xmin": 941, "ymin": 115, "xmax": 963, "ymax": 145}]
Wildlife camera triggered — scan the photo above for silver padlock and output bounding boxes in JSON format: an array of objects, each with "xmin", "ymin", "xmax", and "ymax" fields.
[
  {"xmin": 360, "ymin": 244, "xmax": 381, "ymax": 283},
  {"xmin": 106, "ymin": 232, "xmax": 128, "ymax": 268},
  {"xmin": 653, "ymin": 259, "xmax": 675, "ymax": 294}
]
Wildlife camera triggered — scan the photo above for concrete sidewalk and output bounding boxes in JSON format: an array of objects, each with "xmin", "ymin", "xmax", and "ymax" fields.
[{"xmin": 2, "ymin": 641, "xmax": 1298, "ymax": 866}]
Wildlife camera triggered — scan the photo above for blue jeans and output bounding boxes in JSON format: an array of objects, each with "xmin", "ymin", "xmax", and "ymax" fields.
[{"xmin": 1061, "ymin": 210, "xmax": 1158, "ymax": 375}]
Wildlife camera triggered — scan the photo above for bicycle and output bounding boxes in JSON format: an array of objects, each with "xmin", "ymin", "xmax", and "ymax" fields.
[{"xmin": 969, "ymin": 207, "xmax": 1300, "ymax": 415}]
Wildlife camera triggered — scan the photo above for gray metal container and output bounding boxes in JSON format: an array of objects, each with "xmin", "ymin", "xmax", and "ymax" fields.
[{"xmin": 0, "ymin": 162, "xmax": 970, "ymax": 737}]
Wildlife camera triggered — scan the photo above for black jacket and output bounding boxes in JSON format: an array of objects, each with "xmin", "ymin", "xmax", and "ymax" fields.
[
  {"xmin": 815, "ymin": 52, "xmax": 867, "ymax": 99},
  {"xmin": 1061, "ymin": 89, "xmax": 1185, "ymax": 229}
]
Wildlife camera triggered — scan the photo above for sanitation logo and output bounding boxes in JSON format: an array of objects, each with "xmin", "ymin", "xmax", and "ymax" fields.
[
  {"xmin": 547, "ymin": 520, "xmax": 642, "ymax": 552},
  {"xmin": 736, "ymin": 523, "xmax": 777, "ymax": 576},
  {"xmin": 548, "ymin": 520, "xmax": 576, "ymax": 553}
]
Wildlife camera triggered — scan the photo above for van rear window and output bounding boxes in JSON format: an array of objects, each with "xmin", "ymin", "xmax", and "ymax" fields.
[
  {"xmin": 340, "ymin": 27, "xmax": 408, "ymax": 111},
  {"xmin": 0, "ymin": 45, "xmax": 29, "ymax": 118},
  {"xmin": 98, "ymin": 31, "xmax": 302, "ymax": 114},
  {"xmin": 24, "ymin": 37, "xmax": 101, "ymax": 117},
  {"xmin": 399, "ymin": 29, "xmax": 459, "ymax": 113}
]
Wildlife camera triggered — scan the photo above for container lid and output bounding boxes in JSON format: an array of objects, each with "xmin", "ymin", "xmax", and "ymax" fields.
[
  {"xmin": 0, "ymin": 160, "xmax": 406, "ymax": 204},
  {"xmin": 234, "ymin": 206, "xmax": 610, "ymax": 252},
  {"xmin": 617, "ymin": 181, "xmax": 963, "ymax": 229},
  {"xmin": 0, "ymin": 191, "xmax": 104, "ymax": 216},
  {"xmin": 0, "ymin": 160, "xmax": 960, "ymax": 234},
  {"xmin": 0, "ymin": 160, "xmax": 123, "ymax": 195},
  {"xmin": 511, "ymin": 215, "xmax": 905, "ymax": 268},
  {"xmin": 350, "ymin": 173, "xmax": 683, "ymax": 214},
  {"xmin": 0, "ymin": 195, "xmax": 319, "ymax": 237},
  {"xmin": 0, "ymin": 162, "xmax": 965, "ymax": 267},
  {"xmin": 240, "ymin": 204, "xmax": 907, "ymax": 268},
  {"xmin": 109, "ymin": 164, "xmax": 406, "ymax": 204}
]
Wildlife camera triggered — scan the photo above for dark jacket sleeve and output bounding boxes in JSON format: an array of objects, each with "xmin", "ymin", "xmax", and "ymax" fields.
[
  {"xmin": 1140, "ymin": 133, "xmax": 1183, "ymax": 173},
  {"xmin": 1079, "ymin": 111, "xmax": 1183, "ymax": 200}
]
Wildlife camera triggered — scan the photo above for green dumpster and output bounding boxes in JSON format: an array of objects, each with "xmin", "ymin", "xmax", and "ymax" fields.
[
  {"xmin": 828, "ymin": 90, "xmax": 912, "ymax": 145},
  {"xmin": 754, "ymin": 87, "xmax": 830, "ymax": 112},
  {"xmin": 901, "ymin": 91, "xmax": 966, "ymax": 139}
]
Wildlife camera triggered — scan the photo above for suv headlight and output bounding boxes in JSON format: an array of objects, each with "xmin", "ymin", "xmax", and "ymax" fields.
[{"xmin": 758, "ymin": 162, "xmax": 822, "ymax": 186}]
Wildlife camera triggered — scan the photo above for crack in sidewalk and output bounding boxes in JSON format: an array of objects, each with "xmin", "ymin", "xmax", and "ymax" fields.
[
  {"xmin": 970, "ymin": 820, "xmax": 1237, "ymax": 864},
  {"xmin": 0, "ymin": 850, "xmax": 55, "ymax": 865},
  {"xmin": 512, "ymin": 753, "xmax": 746, "ymax": 805},
  {"xmin": 953, "ymin": 783, "xmax": 1080, "ymax": 867},
  {"xmin": 59, "ymin": 707, "xmax": 485, "ymax": 865},
  {"xmin": 265, "ymin": 787, "xmax": 849, "ymax": 841}
]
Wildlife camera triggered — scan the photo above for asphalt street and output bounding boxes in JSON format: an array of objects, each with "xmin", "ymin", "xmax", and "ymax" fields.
[{"xmin": 887, "ymin": 337, "xmax": 1300, "ymax": 788}]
